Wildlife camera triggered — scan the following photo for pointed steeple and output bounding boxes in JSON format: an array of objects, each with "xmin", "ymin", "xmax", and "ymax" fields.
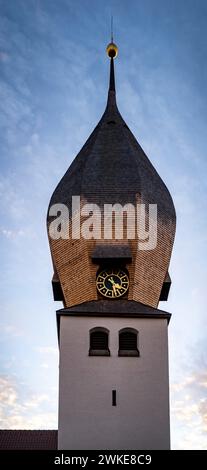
[{"xmin": 47, "ymin": 36, "xmax": 176, "ymax": 310}]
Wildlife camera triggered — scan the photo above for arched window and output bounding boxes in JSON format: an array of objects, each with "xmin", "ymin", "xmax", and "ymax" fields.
[
  {"xmin": 118, "ymin": 328, "xmax": 139, "ymax": 356},
  {"xmin": 89, "ymin": 327, "xmax": 110, "ymax": 356}
]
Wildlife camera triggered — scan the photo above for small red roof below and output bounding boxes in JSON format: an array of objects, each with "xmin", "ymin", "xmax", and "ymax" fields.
[{"xmin": 0, "ymin": 430, "xmax": 57, "ymax": 450}]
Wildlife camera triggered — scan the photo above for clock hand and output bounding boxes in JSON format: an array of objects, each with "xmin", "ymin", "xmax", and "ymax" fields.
[
  {"xmin": 114, "ymin": 283, "xmax": 121, "ymax": 289},
  {"xmin": 112, "ymin": 284, "xmax": 117, "ymax": 296}
]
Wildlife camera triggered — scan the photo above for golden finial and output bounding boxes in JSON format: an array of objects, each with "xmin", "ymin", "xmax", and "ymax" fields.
[
  {"xmin": 106, "ymin": 16, "xmax": 118, "ymax": 58},
  {"xmin": 106, "ymin": 42, "xmax": 118, "ymax": 59}
]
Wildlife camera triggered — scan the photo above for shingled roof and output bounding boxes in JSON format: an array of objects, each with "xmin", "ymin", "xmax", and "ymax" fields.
[
  {"xmin": 0, "ymin": 430, "xmax": 57, "ymax": 450},
  {"xmin": 47, "ymin": 46, "xmax": 176, "ymax": 309}
]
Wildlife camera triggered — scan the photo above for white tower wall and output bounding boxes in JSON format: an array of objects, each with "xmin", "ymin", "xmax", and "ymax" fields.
[{"xmin": 58, "ymin": 315, "xmax": 170, "ymax": 450}]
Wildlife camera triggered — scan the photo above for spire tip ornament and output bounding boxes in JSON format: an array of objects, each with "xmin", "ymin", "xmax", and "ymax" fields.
[{"xmin": 106, "ymin": 42, "xmax": 118, "ymax": 59}]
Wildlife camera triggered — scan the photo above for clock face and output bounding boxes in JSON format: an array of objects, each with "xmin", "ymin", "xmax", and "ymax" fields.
[{"xmin": 96, "ymin": 268, "xmax": 129, "ymax": 299}]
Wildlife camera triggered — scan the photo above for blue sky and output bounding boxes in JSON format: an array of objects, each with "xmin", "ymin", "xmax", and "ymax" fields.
[{"xmin": 0, "ymin": 0, "xmax": 207, "ymax": 449}]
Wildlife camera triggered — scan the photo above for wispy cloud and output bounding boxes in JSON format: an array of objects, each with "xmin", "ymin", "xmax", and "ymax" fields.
[
  {"xmin": 0, "ymin": 51, "xmax": 9, "ymax": 62},
  {"xmin": 37, "ymin": 346, "xmax": 58, "ymax": 356},
  {"xmin": 24, "ymin": 394, "xmax": 49, "ymax": 408},
  {"xmin": 0, "ymin": 376, "xmax": 57, "ymax": 429},
  {"xmin": 171, "ymin": 369, "xmax": 207, "ymax": 449},
  {"xmin": 0, "ymin": 325, "xmax": 24, "ymax": 338},
  {"xmin": 0, "ymin": 228, "xmax": 26, "ymax": 239}
]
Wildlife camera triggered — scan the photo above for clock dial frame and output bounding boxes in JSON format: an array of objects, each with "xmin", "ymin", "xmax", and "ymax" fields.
[{"xmin": 96, "ymin": 268, "xmax": 129, "ymax": 299}]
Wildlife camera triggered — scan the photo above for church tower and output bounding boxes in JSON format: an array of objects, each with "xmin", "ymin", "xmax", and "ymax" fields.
[{"xmin": 47, "ymin": 41, "xmax": 176, "ymax": 450}]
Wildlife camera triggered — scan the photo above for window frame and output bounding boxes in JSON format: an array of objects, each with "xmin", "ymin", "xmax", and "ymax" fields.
[
  {"xmin": 118, "ymin": 328, "xmax": 139, "ymax": 357},
  {"xmin": 89, "ymin": 327, "xmax": 110, "ymax": 356}
]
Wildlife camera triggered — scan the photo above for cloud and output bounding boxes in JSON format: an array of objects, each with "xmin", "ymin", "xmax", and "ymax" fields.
[
  {"xmin": 0, "ymin": 324, "xmax": 24, "ymax": 338},
  {"xmin": 171, "ymin": 369, "xmax": 207, "ymax": 449},
  {"xmin": 0, "ymin": 228, "xmax": 25, "ymax": 239},
  {"xmin": 171, "ymin": 398, "xmax": 207, "ymax": 450},
  {"xmin": 0, "ymin": 376, "xmax": 57, "ymax": 429},
  {"xmin": 0, "ymin": 177, "xmax": 29, "ymax": 222},
  {"xmin": 0, "ymin": 377, "xmax": 18, "ymax": 407},
  {"xmin": 24, "ymin": 394, "xmax": 49, "ymax": 408},
  {"xmin": 36, "ymin": 347, "xmax": 59, "ymax": 374},
  {"xmin": 40, "ymin": 363, "xmax": 49, "ymax": 369},
  {"xmin": 171, "ymin": 375, "xmax": 197, "ymax": 393},
  {"xmin": 0, "ymin": 51, "xmax": 9, "ymax": 62},
  {"xmin": 36, "ymin": 346, "xmax": 58, "ymax": 356}
]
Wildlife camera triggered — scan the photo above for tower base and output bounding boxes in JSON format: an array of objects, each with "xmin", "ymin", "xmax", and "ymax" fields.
[{"xmin": 57, "ymin": 300, "xmax": 171, "ymax": 450}]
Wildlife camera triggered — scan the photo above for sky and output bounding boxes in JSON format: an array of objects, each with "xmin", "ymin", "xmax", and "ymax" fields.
[{"xmin": 0, "ymin": 0, "xmax": 207, "ymax": 450}]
